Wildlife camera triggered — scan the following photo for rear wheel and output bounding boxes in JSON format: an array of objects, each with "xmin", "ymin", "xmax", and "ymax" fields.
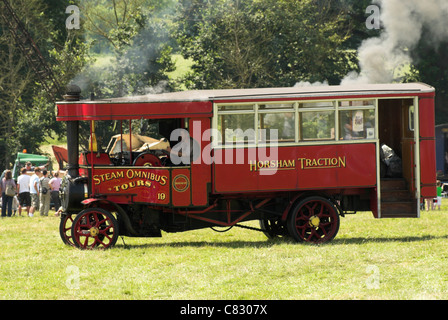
[
  {"xmin": 259, "ymin": 218, "xmax": 289, "ymax": 239},
  {"xmin": 287, "ymin": 196, "xmax": 340, "ymax": 244},
  {"xmin": 71, "ymin": 208, "xmax": 119, "ymax": 250}
]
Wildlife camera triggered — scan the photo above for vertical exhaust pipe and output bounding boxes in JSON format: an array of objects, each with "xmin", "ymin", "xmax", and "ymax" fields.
[{"xmin": 64, "ymin": 84, "xmax": 81, "ymax": 178}]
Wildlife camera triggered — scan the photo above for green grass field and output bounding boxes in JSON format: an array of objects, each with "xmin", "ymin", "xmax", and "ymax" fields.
[{"xmin": 1, "ymin": 200, "xmax": 448, "ymax": 300}]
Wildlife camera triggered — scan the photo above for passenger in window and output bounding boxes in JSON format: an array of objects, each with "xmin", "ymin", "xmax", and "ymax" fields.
[
  {"xmin": 343, "ymin": 111, "xmax": 370, "ymax": 140},
  {"xmin": 342, "ymin": 116, "xmax": 360, "ymax": 140}
]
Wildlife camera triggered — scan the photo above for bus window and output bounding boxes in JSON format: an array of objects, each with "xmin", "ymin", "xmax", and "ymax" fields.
[
  {"xmin": 217, "ymin": 113, "xmax": 255, "ymax": 144},
  {"xmin": 339, "ymin": 109, "xmax": 375, "ymax": 140},
  {"xmin": 338, "ymin": 100, "xmax": 376, "ymax": 140},
  {"xmin": 258, "ymin": 103, "xmax": 295, "ymax": 143},
  {"xmin": 299, "ymin": 101, "xmax": 335, "ymax": 141},
  {"xmin": 258, "ymin": 112, "xmax": 295, "ymax": 142},
  {"xmin": 300, "ymin": 110, "xmax": 335, "ymax": 140}
]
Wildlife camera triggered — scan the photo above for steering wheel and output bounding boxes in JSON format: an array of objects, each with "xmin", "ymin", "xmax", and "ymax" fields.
[{"xmin": 132, "ymin": 152, "xmax": 162, "ymax": 167}]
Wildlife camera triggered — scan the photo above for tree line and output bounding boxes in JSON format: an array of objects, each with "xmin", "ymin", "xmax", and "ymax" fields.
[{"xmin": 0, "ymin": 0, "xmax": 446, "ymax": 169}]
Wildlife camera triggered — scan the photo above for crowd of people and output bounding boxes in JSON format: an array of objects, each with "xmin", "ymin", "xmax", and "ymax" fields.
[{"xmin": 0, "ymin": 162, "xmax": 62, "ymax": 218}]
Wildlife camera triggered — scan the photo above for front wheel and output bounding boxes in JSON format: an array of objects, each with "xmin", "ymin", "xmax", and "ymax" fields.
[
  {"xmin": 71, "ymin": 208, "xmax": 119, "ymax": 250},
  {"xmin": 287, "ymin": 196, "xmax": 340, "ymax": 244},
  {"xmin": 59, "ymin": 214, "xmax": 75, "ymax": 246}
]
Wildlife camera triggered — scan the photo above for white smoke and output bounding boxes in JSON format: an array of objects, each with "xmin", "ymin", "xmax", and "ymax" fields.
[
  {"xmin": 294, "ymin": 80, "xmax": 328, "ymax": 87},
  {"xmin": 341, "ymin": 0, "xmax": 448, "ymax": 85}
]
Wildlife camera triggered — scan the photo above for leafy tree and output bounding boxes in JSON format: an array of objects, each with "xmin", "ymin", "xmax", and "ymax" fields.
[
  {"xmin": 174, "ymin": 0, "xmax": 357, "ymax": 89},
  {"xmin": 77, "ymin": 0, "xmax": 176, "ymax": 98},
  {"xmin": 0, "ymin": 0, "xmax": 88, "ymax": 169}
]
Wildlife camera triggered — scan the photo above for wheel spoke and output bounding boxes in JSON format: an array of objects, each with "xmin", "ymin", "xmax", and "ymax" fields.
[
  {"xmin": 318, "ymin": 203, "xmax": 325, "ymax": 216},
  {"xmin": 309, "ymin": 228, "xmax": 319, "ymax": 241},
  {"xmin": 82, "ymin": 234, "xmax": 90, "ymax": 247}
]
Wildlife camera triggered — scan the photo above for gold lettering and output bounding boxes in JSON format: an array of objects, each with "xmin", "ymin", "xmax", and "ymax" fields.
[
  {"xmin": 276, "ymin": 160, "xmax": 281, "ymax": 168},
  {"xmin": 249, "ymin": 161, "xmax": 256, "ymax": 171},
  {"xmin": 248, "ymin": 157, "xmax": 344, "ymax": 172},
  {"xmin": 295, "ymin": 156, "xmax": 347, "ymax": 169},
  {"xmin": 339, "ymin": 156, "xmax": 346, "ymax": 168}
]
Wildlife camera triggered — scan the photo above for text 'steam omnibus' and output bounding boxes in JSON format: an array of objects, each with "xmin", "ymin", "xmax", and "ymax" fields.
[{"xmin": 55, "ymin": 83, "xmax": 436, "ymax": 249}]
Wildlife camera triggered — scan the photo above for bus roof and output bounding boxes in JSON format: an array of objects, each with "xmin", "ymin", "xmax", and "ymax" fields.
[
  {"xmin": 56, "ymin": 82, "xmax": 435, "ymax": 121},
  {"xmin": 113, "ymin": 82, "xmax": 434, "ymax": 102}
]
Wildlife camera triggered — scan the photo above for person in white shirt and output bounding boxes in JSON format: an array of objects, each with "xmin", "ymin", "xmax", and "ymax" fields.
[
  {"xmin": 28, "ymin": 167, "xmax": 41, "ymax": 217},
  {"xmin": 17, "ymin": 167, "xmax": 31, "ymax": 216}
]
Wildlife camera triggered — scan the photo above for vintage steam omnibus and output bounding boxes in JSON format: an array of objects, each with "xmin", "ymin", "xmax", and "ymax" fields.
[{"xmin": 56, "ymin": 83, "xmax": 436, "ymax": 249}]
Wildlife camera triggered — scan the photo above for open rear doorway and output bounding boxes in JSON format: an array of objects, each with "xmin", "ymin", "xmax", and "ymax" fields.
[{"xmin": 378, "ymin": 98, "xmax": 418, "ymax": 217}]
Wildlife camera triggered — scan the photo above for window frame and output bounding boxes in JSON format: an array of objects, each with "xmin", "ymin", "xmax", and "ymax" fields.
[{"xmin": 212, "ymin": 98, "xmax": 378, "ymax": 148}]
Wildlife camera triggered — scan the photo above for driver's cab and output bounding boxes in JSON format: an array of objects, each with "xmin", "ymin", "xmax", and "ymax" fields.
[
  {"xmin": 79, "ymin": 118, "xmax": 189, "ymax": 168},
  {"xmin": 78, "ymin": 117, "xmax": 211, "ymax": 208}
]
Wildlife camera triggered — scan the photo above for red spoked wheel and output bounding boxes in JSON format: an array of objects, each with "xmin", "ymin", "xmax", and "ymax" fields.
[
  {"xmin": 259, "ymin": 218, "xmax": 289, "ymax": 239},
  {"xmin": 59, "ymin": 214, "xmax": 75, "ymax": 246},
  {"xmin": 71, "ymin": 208, "xmax": 119, "ymax": 250},
  {"xmin": 287, "ymin": 196, "xmax": 340, "ymax": 244}
]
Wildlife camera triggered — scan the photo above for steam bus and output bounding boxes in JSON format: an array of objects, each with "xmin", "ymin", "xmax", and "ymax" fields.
[{"xmin": 56, "ymin": 83, "xmax": 436, "ymax": 249}]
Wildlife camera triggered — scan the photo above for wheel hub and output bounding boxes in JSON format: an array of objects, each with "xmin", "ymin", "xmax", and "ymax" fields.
[
  {"xmin": 89, "ymin": 227, "xmax": 99, "ymax": 237},
  {"xmin": 309, "ymin": 215, "xmax": 320, "ymax": 228}
]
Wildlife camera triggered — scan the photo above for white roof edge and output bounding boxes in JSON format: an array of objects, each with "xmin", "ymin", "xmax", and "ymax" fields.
[{"xmin": 60, "ymin": 82, "xmax": 435, "ymax": 104}]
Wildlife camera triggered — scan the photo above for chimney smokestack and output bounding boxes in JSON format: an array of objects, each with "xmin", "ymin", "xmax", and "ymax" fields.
[
  {"xmin": 64, "ymin": 84, "xmax": 81, "ymax": 178},
  {"xmin": 64, "ymin": 84, "xmax": 81, "ymax": 101}
]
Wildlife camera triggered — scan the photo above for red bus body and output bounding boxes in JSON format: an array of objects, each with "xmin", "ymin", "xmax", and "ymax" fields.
[{"xmin": 56, "ymin": 83, "xmax": 436, "ymax": 249}]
